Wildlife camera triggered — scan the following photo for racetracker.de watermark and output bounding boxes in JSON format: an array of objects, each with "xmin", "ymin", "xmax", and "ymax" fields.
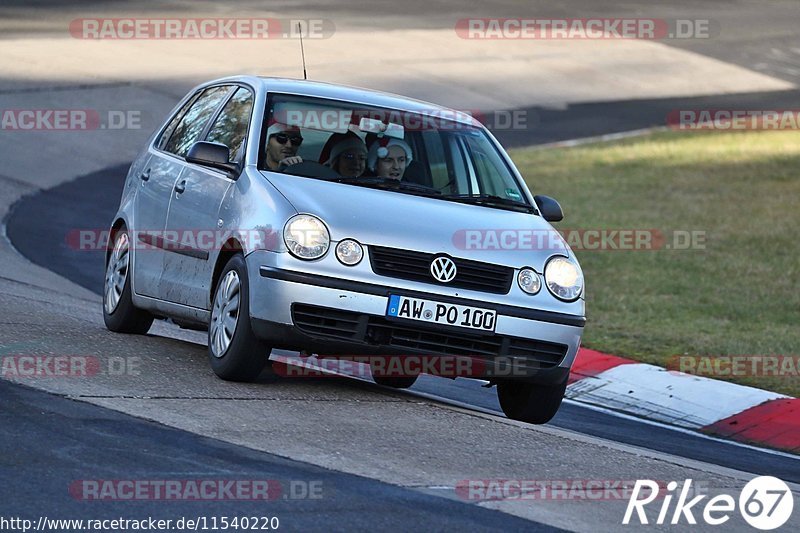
[
  {"xmin": 0, "ymin": 109, "xmax": 141, "ymax": 131},
  {"xmin": 67, "ymin": 229, "xmax": 278, "ymax": 252},
  {"xmin": 667, "ymin": 109, "xmax": 800, "ymax": 130},
  {"xmin": 0, "ymin": 355, "xmax": 140, "ymax": 378},
  {"xmin": 275, "ymin": 355, "xmax": 547, "ymax": 379},
  {"xmin": 452, "ymin": 229, "xmax": 706, "ymax": 251},
  {"xmin": 668, "ymin": 355, "xmax": 800, "ymax": 380},
  {"xmin": 69, "ymin": 18, "xmax": 335, "ymax": 39},
  {"xmin": 272, "ymin": 108, "xmax": 529, "ymax": 132},
  {"xmin": 455, "ymin": 18, "xmax": 718, "ymax": 40},
  {"xmin": 68, "ymin": 479, "xmax": 323, "ymax": 501},
  {"xmin": 455, "ymin": 479, "xmax": 709, "ymax": 501}
]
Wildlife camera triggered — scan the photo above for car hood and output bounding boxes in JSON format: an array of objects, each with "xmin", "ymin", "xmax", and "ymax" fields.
[{"xmin": 261, "ymin": 171, "xmax": 573, "ymax": 271}]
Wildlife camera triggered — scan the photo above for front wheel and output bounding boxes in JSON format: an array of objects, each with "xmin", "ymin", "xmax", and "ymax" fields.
[
  {"xmin": 103, "ymin": 228, "xmax": 154, "ymax": 334},
  {"xmin": 208, "ymin": 254, "xmax": 272, "ymax": 382},
  {"xmin": 497, "ymin": 380, "xmax": 567, "ymax": 424}
]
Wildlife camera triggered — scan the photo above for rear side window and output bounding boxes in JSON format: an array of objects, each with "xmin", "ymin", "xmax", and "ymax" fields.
[
  {"xmin": 163, "ymin": 85, "xmax": 231, "ymax": 158},
  {"xmin": 205, "ymin": 87, "xmax": 254, "ymax": 164}
]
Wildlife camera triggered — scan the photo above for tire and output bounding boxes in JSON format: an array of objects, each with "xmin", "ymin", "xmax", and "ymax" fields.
[
  {"xmin": 370, "ymin": 358, "xmax": 419, "ymax": 389},
  {"xmin": 208, "ymin": 254, "xmax": 272, "ymax": 382},
  {"xmin": 497, "ymin": 379, "xmax": 567, "ymax": 424},
  {"xmin": 103, "ymin": 228, "xmax": 154, "ymax": 334}
]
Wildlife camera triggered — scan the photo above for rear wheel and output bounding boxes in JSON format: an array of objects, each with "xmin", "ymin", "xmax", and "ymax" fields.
[
  {"xmin": 208, "ymin": 254, "xmax": 272, "ymax": 382},
  {"xmin": 497, "ymin": 380, "xmax": 567, "ymax": 424},
  {"xmin": 103, "ymin": 228, "xmax": 154, "ymax": 334}
]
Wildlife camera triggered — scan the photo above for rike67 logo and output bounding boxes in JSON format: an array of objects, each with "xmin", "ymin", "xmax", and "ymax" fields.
[{"xmin": 624, "ymin": 476, "xmax": 794, "ymax": 529}]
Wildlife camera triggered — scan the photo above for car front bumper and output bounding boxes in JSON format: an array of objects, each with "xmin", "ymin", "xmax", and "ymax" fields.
[{"xmin": 247, "ymin": 252, "xmax": 585, "ymax": 385}]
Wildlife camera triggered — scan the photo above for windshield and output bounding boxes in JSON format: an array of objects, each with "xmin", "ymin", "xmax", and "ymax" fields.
[{"xmin": 259, "ymin": 94, "xmax": 532, "ymax": 211}]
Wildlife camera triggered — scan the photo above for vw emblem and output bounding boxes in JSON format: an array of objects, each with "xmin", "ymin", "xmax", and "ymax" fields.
[{"xmin": 430, "ymin": 256, "xmax": 457, "ymax": 283}]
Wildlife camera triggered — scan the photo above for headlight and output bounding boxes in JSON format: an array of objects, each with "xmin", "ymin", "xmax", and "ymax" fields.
[
  {"xmin": 335, "ymin": 239, "xmax": 363, "ymax": 266},
  {"xmin": 517, "ymin": 267, "xmax": 541, "ymax": 295},
  {"xmin": 283, "ymin": 215, "xmax": 330, "ymax": 260},
  {"xmin": 544, "ymin": 256, "xmax": 583, "ymax": 301}
]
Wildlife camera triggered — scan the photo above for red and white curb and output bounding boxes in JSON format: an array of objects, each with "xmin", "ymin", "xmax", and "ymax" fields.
[{"xmin": 567, "ymin": 348, "xmax": 800, "ymax": 453}]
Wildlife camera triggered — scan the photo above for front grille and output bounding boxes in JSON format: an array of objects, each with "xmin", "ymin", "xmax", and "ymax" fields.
[
  {"xmin": 292, "ymin": 304, "xmax": 567, "ymax": 368},
  {"xmin": 369, "ymin": 246, "xmax": 513, "ymax": 294}
]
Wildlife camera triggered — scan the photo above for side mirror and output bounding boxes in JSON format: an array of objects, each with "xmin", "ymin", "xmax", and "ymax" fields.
[
  {"xmin": 186, "ymin": 141, "xmax": 240, "ymax": 178},
  {"xmin": 534, "ymin": 195, "xmax": 564, "ymax": 222}
]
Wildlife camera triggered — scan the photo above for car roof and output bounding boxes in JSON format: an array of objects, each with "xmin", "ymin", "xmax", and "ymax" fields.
[{"xmin": 206, "ymin": 75, "xmax": 479, "ymax": 127}]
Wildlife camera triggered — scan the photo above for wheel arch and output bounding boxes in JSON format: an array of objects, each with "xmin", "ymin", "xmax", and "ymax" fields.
[
  {"xmin": 106, "ymin": 217, "xmax": 128, "ymax": 264},
  {"xmin": 209, "ymin": 238, "xmax": 245, "ymax": 306}
]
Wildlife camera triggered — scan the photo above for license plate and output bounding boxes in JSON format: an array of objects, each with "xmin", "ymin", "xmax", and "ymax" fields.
[{"xmin": 386, "ymin": 295, "xmax": 497, "ymax": 332}]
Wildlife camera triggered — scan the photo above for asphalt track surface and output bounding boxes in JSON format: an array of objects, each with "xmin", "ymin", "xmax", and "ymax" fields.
[
  {"xmin": 0, "ymin": 379, "xmax": 558, "ymax": 531},
  {"xmin": 3, "ymin": 1, "xmax": 800, "ymax": 530},
  {"xmin": 492, "ymin": 88, "xmax": 800, "ymax": 147},
  {"xmin": 3, "ymin": 0, "xmax": 800, "ymax": 87},
  {"xmin": 7, "ymin": 162, "xmax": 800, "ymax": 485}
]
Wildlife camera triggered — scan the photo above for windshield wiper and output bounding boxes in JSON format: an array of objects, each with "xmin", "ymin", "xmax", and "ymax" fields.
[
  {"xmin": 442, "ymin": 193, "xmax": 535, "ymax": 213},
  {"xmin": 336, "ymin": 176, "xmax": 443, "ymax": 197}
]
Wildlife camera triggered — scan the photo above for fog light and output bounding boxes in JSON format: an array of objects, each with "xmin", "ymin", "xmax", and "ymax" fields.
[
  {"xmin": 517, "ymin": 268, "xmax": 542, "ymax": 295},
  {"xmin": 336, "ymin": 239, "xmax": 363, "ymax": 266}
]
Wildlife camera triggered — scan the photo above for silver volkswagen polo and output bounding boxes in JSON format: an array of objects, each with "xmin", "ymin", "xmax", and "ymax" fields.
[{"xmin": 103, "ymin": 76, "xmax": 585, "ymax": 424}]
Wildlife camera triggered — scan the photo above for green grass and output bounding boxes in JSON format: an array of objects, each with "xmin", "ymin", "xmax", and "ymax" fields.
[{"xmin": 510, "ymin": 130, "xmax": 800, "ymax": 396}]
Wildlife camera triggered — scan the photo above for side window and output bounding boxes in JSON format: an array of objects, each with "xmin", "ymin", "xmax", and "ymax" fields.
[
  {"xmin": 163, "ymin": 85, "xmax": 231, "ymax": 158},
  {"xmin": 156, "ymin": 93, "xmax": 199, "ymax": 151},
  {"xmin": 205, "ymin": 88, "xmax": 254, "ymax": 164},
  {"xmin": 420, "ymin": 130, "xmax": 450, "ymax": 189}
]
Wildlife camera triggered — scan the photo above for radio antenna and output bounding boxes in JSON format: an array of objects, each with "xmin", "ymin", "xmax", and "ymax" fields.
[{"xmin": 298, "ymin": 22, "xmax": 307, "ymax": 80}]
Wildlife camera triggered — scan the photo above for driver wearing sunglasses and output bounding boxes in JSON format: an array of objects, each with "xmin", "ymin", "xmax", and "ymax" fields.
[{"xmin": 264, "ymin": 122, "xmax": 304, "ymax": 171}]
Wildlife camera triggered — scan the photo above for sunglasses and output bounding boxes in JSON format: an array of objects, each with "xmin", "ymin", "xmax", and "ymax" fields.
[{"xmin": 272, "ymin": 133, "xmax": 303, "ymax": 146}]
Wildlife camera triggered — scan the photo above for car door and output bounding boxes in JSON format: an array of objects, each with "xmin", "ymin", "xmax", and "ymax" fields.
[
  {"xmin": 160, "ymin": 86, "xmax": 254, "ymax": 309},
  {"xmin": 133, "ymin": 85, "xmax": 233, "ymax": 299},
  {"xmin": 131, "ymin": 94, "xmax": 199, "ymax": 298}
]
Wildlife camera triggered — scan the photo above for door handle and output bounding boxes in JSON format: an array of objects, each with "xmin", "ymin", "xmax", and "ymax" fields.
[
  {"xmin": 174, "ymin": 180, "xmax": 187, "ymax": 194},
  {"xmin": 140, "ymin": 168, "xmax": 150, "ymax": 181}
]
